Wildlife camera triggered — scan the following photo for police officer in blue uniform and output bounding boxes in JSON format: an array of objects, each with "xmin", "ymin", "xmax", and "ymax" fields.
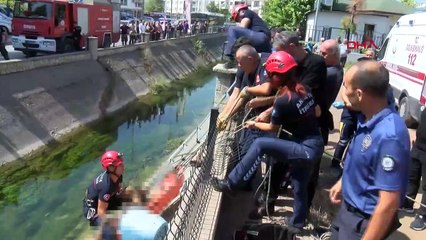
[
  {"xmin": 331, "ymin": 57, "xmax": 396, "ymax": 170},
  {"xmin": 211, "ymin": 51, "xmax": 324, "ymax": 233},
  {"xmin": 83, "ymin": 150, "xmax": 125, "ymax": 226},
  {"xmin": 329, "ymin": 61, "xmax": 410, "ymax": 240}
]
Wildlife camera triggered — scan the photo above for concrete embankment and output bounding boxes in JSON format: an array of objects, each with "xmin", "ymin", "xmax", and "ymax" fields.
[{"xmin": 0, "ymin": 33, "xmax": 226, "ymax": 164}]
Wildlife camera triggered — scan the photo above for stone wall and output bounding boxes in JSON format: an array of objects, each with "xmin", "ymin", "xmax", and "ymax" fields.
[{"xmin": 0, "ymin": 33, "xmax": 226, "ymax": 164}]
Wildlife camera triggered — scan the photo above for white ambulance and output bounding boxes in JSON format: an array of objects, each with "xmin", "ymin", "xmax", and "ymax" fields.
[{"xmin": 376, "ymin": 11, "xmax": 426, "ymax": 127}]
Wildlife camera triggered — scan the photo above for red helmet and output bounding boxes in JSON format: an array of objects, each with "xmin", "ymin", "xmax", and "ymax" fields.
[
  {"xmin": 231, "ymin": 4, "xmax": 249, "ymax": 21},
  {"xmin": 101, "ymin": 150, "xmax": 124, "ymax": 170},
  {"xmin": 264, "ymin": 51, "xmax": 298, "ymax": 75}
]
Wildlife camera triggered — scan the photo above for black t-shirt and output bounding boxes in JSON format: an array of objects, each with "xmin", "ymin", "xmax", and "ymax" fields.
[
  {"xmin": 412, "ymin": 108, "xmax": 426, "ymax": 157},
  {"xmin": 271, "ymin": 91, "xmax": 320, "ymax": 139},
  {"xmin": 0, "ymin": 27, "xmax": 5, "ymax": 44},
  {"xmin": 241, "ymin": 10, "xmax": 271, "ymax": 37},
  {"xmin": 297, "ymin": 52, "xmax": 327, "ymax": 111},
  {"xmin": 326, "ymin": 65, "xmax": 344, "ymax": 109},
  {"xmin": 85, "ymin": 171, "xmax": 122, "ymax": 210},
  {"xmin": 234, "ymin": 53, "xmax": 271, "ymax": 89},
  {"xmin": 120, "ymin": 25, "xmax": 129, "ymax": 34},
  {"xmin": 234, "ymin": 53, "xmax": 271, "ymax": 114}
]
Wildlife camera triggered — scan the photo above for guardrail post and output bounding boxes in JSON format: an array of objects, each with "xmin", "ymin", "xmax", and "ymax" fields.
[
  {"xmin": 87, "ymin": 36, "xmax": 98, "ymax": 60},
  {"xmin": 207, "ymin": 107, "xmax": 219, "ymax": 147},
  {"xmin": 221, "ymin": 41, "xmax": 227, "ymax": 61},
  {"xmin": 143, "ymin": 33, "xmax": 150, "ymax": 43}
]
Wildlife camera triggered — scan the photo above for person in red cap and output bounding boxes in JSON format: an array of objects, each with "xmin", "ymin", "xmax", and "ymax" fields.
[
  {"xmin": 223, "ymin": 4, "xmax": 271, "ymax": 68},
  {"xmin": 83, "ymin": 150, "xmax": 125, "ymax": 226},
  {"xmin": 211, "ymin": 51, "xmax": 324, "ymax": 234}
]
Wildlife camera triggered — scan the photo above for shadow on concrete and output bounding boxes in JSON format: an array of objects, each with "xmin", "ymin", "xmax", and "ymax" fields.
[
  {"xmin": 326, "ymin": 140, "xmax": 338, "ymax": 149},
  {"xmin": 0, "ymin": 130, "xmax": 20, "ymax": 160},
  {"xmin": 388, "ymin": 230, "xmax": 411, "ymax": 240},
  {"xmin": 215, "ymin": 190, "xmax": 260, "ymax": 239}
]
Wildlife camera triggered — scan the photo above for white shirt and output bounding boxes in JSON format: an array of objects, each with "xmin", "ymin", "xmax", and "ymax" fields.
[
  {"xmin": 139, "ymin": 22, "xmax": 145, "ymax": 33},
  {"xmin": 339, "ymin": 43, "xmax": 348, "ymax": 58}
]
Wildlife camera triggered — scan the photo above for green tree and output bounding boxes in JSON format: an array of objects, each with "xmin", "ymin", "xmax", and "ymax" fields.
[
  {"xmin": 261, "ymin": 0, "xmax": 315, "ymax": 29},
  {"xmin": 206, "ymin": 1, "xmax": 229, "ymax": 18},
  {"xmin": 401, "ymin": 0, "xmax": 416, "ymax": 7},
  {"xmin": 207, "ymin": 2, "xmax": 220, "ymax": 13},
  {"xmin": 144, "ymin": 0, "xmax": 164, "ymax": 13},
  {"xmin": 0, "ymin": 0, "xmax": 14, "ymax": 9},
  {"xmin": 341, "ymin": 16, "xmax": 356, "ymax": 33}
]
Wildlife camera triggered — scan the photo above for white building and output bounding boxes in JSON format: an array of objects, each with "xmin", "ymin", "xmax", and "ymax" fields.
[
  {"xmin": 120, "ymin": 0, "xmax": 143, "ymax": 18},
  {"xmin": 162, "ymin": 0, "xmax": 265, "ymax": 18},
  {"xmin": 305, "ymin": 0, "xmax": 415, "ymax": 44},
  {"xmin": 214, "ymin": 0, "xmax": 265, "ymax": 16},
  {"xmin": 164, "ymin": 0, "xmax": 210, "ymax": 15},
  {"xmin": 417, "ymin": 2, "xmax": 426, "ymax": 8}
]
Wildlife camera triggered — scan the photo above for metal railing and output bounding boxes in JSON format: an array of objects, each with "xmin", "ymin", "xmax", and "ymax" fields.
[
  {"xmin": 166, "ymin": 108, "xmax": 219, "ymax": 240},
  {"xmin": 120, "ymin": 25, "xmax": 224, "ymax": 45}
]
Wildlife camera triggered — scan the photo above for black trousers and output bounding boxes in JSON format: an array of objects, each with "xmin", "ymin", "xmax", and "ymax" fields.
[
  {"xmin": 332, "ymin": 120, "xmax": 357, "ymax": 167},
  {"xmin": 404, "ymin": 147, "xmax": 426, "ymax": 216},
  {"xmin": 0, "ymin": 44, "xmax": 9, "ymax": 60},
  {"xmin": 331, "ymin": 202, "xmax": 400, "ymax": 240}
]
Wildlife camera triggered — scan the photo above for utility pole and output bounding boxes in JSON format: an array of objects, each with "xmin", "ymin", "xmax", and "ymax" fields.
[
  {"xmin": 141, "ymin": 0, "xmax": 144, "ymax": 18},
  {"xmin": 312, "ymin": 0, "xmax": 321, "ymax": 41}
]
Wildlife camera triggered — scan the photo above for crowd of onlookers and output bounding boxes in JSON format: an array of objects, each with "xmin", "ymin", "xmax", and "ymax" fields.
[{"xmin": 119, "ymin": 19, "xmax": 210, "ymax": 45}]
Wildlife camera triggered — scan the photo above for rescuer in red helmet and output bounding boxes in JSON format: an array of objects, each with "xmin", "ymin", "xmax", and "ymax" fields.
[
  {"xmin": 83, "ymin": 150, "xmax": 125, "ymax": 226},
  {"xmin": 211, "ymin": 51, "xmax": 324, "ymax": 235},
  {"xmin": 223, "ymin": 3, "xmax": 271, "ymax": 69}
]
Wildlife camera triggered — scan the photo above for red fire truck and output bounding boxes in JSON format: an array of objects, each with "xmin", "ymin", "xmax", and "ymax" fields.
[{"xmin": 11, "ymin": 0, "xmax": 120, "ymax": 57}]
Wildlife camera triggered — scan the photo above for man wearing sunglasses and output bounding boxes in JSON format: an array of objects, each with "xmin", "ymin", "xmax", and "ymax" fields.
[{"xmin": 83, "ymin": 150, "xmax": 126, "ymax": 226}]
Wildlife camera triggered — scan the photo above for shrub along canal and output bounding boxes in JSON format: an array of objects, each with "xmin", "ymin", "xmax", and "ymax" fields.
[{"xmin": 0, "ymin": 69, "xmax": 217, "ymax": 240}]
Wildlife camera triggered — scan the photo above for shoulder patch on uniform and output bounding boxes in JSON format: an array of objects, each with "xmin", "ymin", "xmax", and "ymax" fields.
[
  {"xmin": 361, "ymin": 134, "xmax": 372, "ymax": 152},
  {"xmin": 381, "ymin": 156, "xmax": 395, "ymax": 172},
  {"xmin": 103, "ymin": 194, "xmax": 110, "ymax": 201}
]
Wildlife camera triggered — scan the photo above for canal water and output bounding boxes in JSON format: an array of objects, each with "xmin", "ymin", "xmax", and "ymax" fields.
[{"xmin": 0, "ymin": 72, "xmax": 217, "ymax": 240}]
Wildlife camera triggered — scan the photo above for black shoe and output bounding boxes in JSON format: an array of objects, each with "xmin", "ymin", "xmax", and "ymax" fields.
[
  {"xmin": 331, "ymin": 160, "xmax": 341, "ymax": 169},
  {"xmin": 224, "ymin": 60, "xmax": 236, "ymax": 69},
  {"xmin": 210, "ymin": 177, "xmax": 232, "ymax": 192},
  {"xmin": 287, "ymin": 225, "xmax": 302, "ymax": 239},
  {"xmin": 223, "ymin": 56, "xmax": 236, "ymax": 69},
  {"xmin": 410, "ymin": 214, "xmax": 426, "ymax": 231},
  {"xmin": 248, "ymin": 204, "xmax": 275, "ymax": 219},
  {"xmin": 256, "ymin": 192, "xmax": 277, "ymax": 207}
]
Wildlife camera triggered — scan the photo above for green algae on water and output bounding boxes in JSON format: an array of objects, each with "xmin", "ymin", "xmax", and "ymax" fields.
[{"xmin": 0, "ymin": 65, "xmax": 215, "ymax": 210}]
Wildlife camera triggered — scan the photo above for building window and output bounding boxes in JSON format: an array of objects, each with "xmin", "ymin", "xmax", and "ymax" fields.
[
  {"xmin": 120, "ymin": 0, "xmax": 127, "ymax": 5},
  {"xmin": 253, "ymin": 1, "xmax": 259, "ymax": 7}
]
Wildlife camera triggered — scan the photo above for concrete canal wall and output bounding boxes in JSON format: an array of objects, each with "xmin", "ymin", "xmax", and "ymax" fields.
[{"xmin": 0, "ymin": 33, "xmax": 226, "ymax": 164}]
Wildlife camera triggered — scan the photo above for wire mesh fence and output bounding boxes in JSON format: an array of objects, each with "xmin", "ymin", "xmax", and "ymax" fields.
[{"xmin": 166, "ymin": 108, "xmax": 220, "ymax": 240}]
